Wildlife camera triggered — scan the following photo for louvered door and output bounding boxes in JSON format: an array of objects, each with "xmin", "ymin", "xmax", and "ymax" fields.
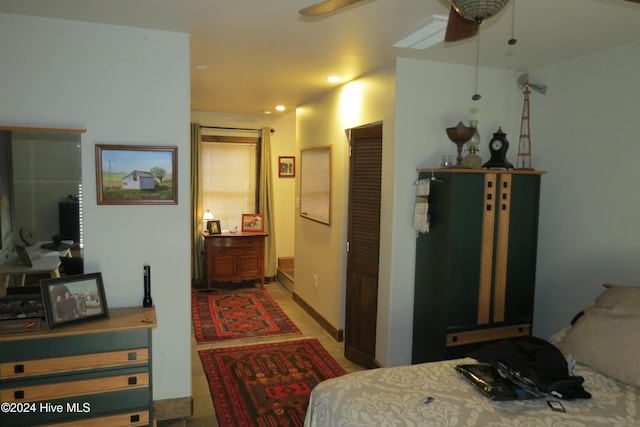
[{"xmin": 344, "ymin": 124, "xmax": 383, "ymax": 368}]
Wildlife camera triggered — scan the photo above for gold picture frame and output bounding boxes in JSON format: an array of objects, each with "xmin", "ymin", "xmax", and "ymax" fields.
[{"xmin": 96, "ymin": 144, "xmax": 177, "ymax": 205}]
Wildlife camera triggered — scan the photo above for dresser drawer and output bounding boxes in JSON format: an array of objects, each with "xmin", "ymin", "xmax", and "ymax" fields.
[
  {"xmin": 0, "ymin": 329, "xmax": 149, "ymax": 363},
  {"xmin": 213, "ymin": 245, "xmax": 257, "ymax": 256},
  {"xmin": 47, "ymin": 410, "xmax": 149, "ymax": 426},
  {"xmin": 0, "ymin": 388, "xmax": 150, "ymax": 426},
  {"xmin": 1, "ymin": 348, "xmax": 148, "ymax": 380},
  {"xmin": 1, "ymin": 371, "xmax": 149, "ymax": 402},
  {"xmin": 208, "ymin": 236, "xmax": 261, "ymax": 248}
]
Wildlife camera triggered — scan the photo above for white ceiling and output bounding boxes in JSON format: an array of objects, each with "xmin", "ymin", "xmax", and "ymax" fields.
[{"xmin": 1, "ymin": 0, "xmax": 640, "ymax": 115}]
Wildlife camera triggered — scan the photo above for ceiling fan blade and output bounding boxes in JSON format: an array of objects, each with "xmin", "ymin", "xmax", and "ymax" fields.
[
  {"xmin": 444, "ymin": 7, "xmax": 478, "ymax": 43},
  {"xmin": 299, "ymin": 0, "xmax": 365, "ymax": 16}
]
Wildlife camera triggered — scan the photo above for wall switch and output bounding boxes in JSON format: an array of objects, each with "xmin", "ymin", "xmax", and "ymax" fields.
[{"xmin": 313, "ymin": 274, "xmax": 318, "ymax": 288}]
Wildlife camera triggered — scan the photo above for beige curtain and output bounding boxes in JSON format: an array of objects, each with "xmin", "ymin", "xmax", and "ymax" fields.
[
  {"xmin": 259, "ymin": 127, "xmax": 277, "ymax": 278},
  {"xmin": 190, "ymin": 123, "xmax": 204, "ymax": 282}
]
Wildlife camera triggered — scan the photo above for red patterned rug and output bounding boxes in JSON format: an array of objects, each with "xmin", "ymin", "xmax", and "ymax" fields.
[
  {"xmin": 192, "ymin": 286, "xmax": 301, "ymax": 343},
  {"xmin": 199, "ymin": 338, "xmax": 347, "ymax": 427}
]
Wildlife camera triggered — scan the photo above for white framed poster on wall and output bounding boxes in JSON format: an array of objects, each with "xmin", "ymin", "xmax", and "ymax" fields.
[{"xmin": 300, "ymin": 146, "xmax": 331, "ymax": 225}]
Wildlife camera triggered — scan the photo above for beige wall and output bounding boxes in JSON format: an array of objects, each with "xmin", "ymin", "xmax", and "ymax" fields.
[
  {"xmin": 296, "ymin": 47, "xmax": 640, "ymax": 367},
  {"xmin": 294, "ymin": 64, "xmax": 397, "ymax": 350},
  {"xmin": 190, "ymin": 111, "xmax": 296, "ymax": 259},
  {"xmin": 296, "ymin": 58, "xmax": 524, "ymax": 367}
]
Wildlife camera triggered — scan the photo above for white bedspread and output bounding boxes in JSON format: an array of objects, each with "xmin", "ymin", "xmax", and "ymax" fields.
[{"xmin": 304, "ymin": 357, "xmax": 640, "ymax": 426}]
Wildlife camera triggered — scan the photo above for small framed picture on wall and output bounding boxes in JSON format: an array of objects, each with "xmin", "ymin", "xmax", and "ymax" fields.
[{"xmin": 278, "ymin": 156, "xmax": 295, "ymax": 178}]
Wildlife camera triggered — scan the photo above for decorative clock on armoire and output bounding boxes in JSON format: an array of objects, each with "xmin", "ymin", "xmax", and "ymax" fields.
[{"xmin": 482, "ymin": 127, "xmax": 514, "ymax": 170}]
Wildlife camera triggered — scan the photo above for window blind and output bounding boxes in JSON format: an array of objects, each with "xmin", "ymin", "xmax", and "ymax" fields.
[{"xmin": 201, "ymin": 141, "xmax": 257, "ymax": 231}]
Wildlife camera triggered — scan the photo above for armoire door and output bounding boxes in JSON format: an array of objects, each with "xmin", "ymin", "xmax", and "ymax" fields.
[
  {"xmin": 412, "ymin": 169, "xmax": 544, "ymax": 364},
  {"xmin": 344, "ymin": 124, "xmax": 383, "ymax": 368}
]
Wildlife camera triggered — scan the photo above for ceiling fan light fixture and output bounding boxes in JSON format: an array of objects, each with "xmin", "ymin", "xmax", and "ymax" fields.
[{"xmin": 450, "ymin": 0, "xmax": 510, "ymax": 22}]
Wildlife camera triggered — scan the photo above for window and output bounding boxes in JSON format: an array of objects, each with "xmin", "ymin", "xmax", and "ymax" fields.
[{"xmin": 201, "ymin": 135, "xmax": 260, "ymax": 232}]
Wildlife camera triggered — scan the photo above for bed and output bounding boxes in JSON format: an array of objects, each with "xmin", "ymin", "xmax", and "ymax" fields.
[{"xmin": 304, "ymin": 284, "xmax": 640, "ymax": 426}]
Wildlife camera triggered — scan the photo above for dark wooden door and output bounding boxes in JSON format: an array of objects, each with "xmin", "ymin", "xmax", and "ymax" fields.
[{"xmin": 344, "ymin": 124, "xmax": 383, "ymax": 368}]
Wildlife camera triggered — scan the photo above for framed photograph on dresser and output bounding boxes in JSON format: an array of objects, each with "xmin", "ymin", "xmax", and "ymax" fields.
[
  {"xmin": 40, "ymin": 272, "xmax": 109, "ymax": 329},
  {"xmin": 242, "ymin": 213, "xmax": 264, "ymax": 232},
  {"xmin": 207, "ymin": 220, "xmax": 222, "ymax": 235}
]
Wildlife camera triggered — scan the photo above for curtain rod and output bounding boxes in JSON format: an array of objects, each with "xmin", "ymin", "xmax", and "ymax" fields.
[{"xmin": 200, "ymin": 125, "xmax": 275, "ymax": 133}]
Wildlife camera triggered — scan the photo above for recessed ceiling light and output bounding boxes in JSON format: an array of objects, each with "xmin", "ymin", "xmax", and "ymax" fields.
[
  {"xmin": 263, "ymin": 110, "xmax": 272, "ymax": 115},
  {"xmin": 195, "ymin": 64, "xmax": 211, "ymax": 70},
  {"xmin": 275, "ymin": 105, "xmax": 286, "ymax": 112},
  {"xmin": 326, "ymin": 76, "xmax": 341, "ymax": 83}
]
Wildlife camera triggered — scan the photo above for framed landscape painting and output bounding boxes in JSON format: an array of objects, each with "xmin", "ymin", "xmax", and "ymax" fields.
[{"xmin": 96, "ymin": 144, "xmax": 177, "ymax": 205}]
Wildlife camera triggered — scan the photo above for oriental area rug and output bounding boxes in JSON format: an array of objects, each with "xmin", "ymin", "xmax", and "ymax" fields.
[
  {"xmin": 198, "ymin": 338, "xmax": 347, "ymax": 427},
  {"xmin": 192, "ymin": 287, "xmax": 301, "ymax": 343}
]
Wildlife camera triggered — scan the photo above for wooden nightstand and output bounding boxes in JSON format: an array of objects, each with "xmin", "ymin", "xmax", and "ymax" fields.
[{"xmin": 202, "ymin": 231, "xmax": 267, "ymax": 289}]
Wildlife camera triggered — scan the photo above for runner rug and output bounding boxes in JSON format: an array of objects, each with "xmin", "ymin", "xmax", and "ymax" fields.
[
  {"xmin": 199, "ymin": 338, "xmax": 347, "ymax": 427},
  {"xmin": 192, "ymin": 287, "xmax": 301, "ymax": 343}
]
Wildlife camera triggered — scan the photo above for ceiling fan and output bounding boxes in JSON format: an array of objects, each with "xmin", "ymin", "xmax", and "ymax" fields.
[
  {"xmin": 300, "ymin": 0, "xmax": 640, "ymax": 43},
  {"xmin": 298, "ymin": 0, "xmax": 512, "ymax": 42},
  {"xmin": 442, "ymin": 0, "xmax": 640, "ymax": 42}
]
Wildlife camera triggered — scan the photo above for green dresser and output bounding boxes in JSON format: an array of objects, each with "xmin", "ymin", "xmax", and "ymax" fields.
[
  {"xmin": 413, "ymin": 169, "xmax": 544, "ymax": 363},
  {"xmin": 0, "ymin": 307, "xmax": 156, "ymax": 426}
]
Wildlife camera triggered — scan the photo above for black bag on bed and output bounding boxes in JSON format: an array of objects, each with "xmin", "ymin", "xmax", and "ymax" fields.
[{"xmin": 469, "ymin": 336, "xmax": 591, "ymax": 400}]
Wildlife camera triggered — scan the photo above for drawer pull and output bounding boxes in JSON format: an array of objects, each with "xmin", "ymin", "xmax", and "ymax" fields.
[
  {"xmin": 130, "ymin": 414, "xmax": 140, "ymax": 423},
  {"xmin": 14, "ymin": 390, "xmax": 24, "ymax": 400},
  {"xmin": 128, "ymin": 376, "xmax": 138, "ymax": 385},
  {"xmin": 128, "ymin": 352, "xmax": 137, "ymax": 361},
  {"xmin": 13, "ymin": 364, "xmax": 24, "ymax": 374}
]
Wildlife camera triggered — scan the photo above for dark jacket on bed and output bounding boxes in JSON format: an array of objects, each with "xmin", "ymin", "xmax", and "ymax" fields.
[{"xmin": 470, "ymin": 336, "xmax": 591, "ymax": 400}]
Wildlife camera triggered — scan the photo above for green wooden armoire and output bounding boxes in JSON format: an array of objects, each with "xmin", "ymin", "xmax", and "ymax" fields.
[{"xmin": 412, "ymin": 169, "xmax": 545, "ymax": 364}]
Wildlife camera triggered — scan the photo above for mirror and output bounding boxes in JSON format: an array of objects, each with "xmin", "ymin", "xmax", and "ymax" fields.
[
  {"xmin": 0, "ymin": 133, "xmax": 12, "ymax": 263},
  {"xmin": 0, "ymin": 126, "xmax": 84, "ymax": 265}
]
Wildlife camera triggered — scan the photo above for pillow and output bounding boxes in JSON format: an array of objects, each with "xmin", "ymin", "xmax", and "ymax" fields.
[
  {"xmin": 596, "ymin": 283, "xmax": 640, "ymax": 315},
  {"xmin": 555, "ymin": 284, "xmax": 640, "ymax": 387}
]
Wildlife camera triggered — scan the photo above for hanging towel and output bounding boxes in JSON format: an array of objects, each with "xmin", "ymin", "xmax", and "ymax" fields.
[
  {"xmin": 415, "ymin": 179, "xmax": 430, "ymax": 197},
  {"xmin": 414, "ymin": 200, "xmax": 429, "ymax": 233}
]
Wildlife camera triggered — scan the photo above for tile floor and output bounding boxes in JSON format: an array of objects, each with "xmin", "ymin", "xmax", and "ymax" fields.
[{"xmin": 161, "ymin": 281, "xmax": 366, "ymax": 427}]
